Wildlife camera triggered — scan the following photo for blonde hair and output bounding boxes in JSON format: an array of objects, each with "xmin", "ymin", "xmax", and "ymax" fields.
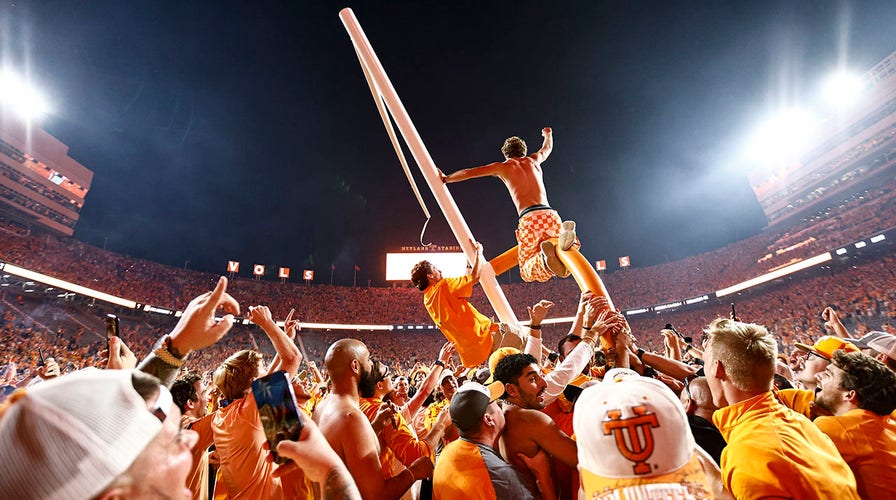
[
  {"xmin": 213, "ymin": 350, "xmax": 263, "ymax": 400},
  {"xmin": 704, "ymin": 318, "xmax": 777, "ymax": 393}
]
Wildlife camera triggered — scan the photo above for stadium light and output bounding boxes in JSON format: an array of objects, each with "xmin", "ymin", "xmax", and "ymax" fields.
[
  {"xmin": 744, "ymin": 108, "xmax": 818, "ymax": 165},
  {"xmin": 0, "ymin": 70, "xmax": 50, "ymax": 120},
  {"xmin": 820, "ymin": 71, "xmax": 864, "ymax": 110},
  {"xmin": 0, "ymin": 262, "xmax": 137, "ymax": 308},
  {"xmin": 716, "ymin": 252, "xmax": 832, "ymax": 297}
]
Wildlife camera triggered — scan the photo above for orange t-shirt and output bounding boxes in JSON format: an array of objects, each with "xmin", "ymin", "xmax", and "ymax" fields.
[
  {"xmin": 211, "ymin": 394, "xmax": 314, "ymax": 499},
  {"xmin": 182, "ymin": 414, "xmax": 214, "ymax": 500},
  {"xmin": 815, "ymin": 409, "xmax": 896, "ymax": 500},
  {"xmin": 360, "ymin": 398, "xmax": 434, "ymax": 474},
  {"xmin": 423, "ymin": 275, "xmax": 493, "ymax": 367}
]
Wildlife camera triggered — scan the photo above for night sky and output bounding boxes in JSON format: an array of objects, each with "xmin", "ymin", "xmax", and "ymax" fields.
[{"xmin": 4, "ymin": 1, "xmax": 895, "ymax": 285}]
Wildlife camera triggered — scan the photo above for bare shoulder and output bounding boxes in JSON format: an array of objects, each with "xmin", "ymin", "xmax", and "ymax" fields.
[
  {"xmin": 335, "ymin": 407, "xmax": 378, "ymax": 444},
  {"xmin": 317, "ymin": 400, "xmax": 379, "ymax": 455},
  {"xmin": 516, "ymin": 407, "xmax": 554, "ymax": 425}
]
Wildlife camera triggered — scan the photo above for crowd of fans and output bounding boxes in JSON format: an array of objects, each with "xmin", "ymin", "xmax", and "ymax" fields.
[
  {"xmin": 2, "ymin": 173, "xmax": 896, "ymax": 498},
  {"xmin": 2, "ymin": 240, "xmax": 894, "ymax": 385},
  {"xmin": 2, "ymin": 263, "xmax": 893, "ymax": 499}
]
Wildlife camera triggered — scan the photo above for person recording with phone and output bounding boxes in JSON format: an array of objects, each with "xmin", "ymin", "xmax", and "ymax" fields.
[{"xmin": 2, "ymin": 276, "xmax": 362, "ymax": 500}]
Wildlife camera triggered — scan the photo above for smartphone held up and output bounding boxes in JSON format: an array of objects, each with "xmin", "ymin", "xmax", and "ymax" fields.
[
  {"xmin": 105, "ymin": 314, "xmax": 120, "ymax": 339},
  {"xmin": 251, "ymin": 371, "xmax": 305, "ymax": 464}
]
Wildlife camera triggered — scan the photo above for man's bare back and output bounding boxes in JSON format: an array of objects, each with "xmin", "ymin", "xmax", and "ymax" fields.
[
  {"xmin": 443, "ymin": 127, "xmax": 553, "ymax": 215},
  {"xmin": 442, "ymin": 127, "xmax": 577, "ymax": 281}
]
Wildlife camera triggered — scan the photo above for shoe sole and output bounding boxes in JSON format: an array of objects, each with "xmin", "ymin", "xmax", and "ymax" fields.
[{"xmin": 541, "ymin": 240, "xmax": 570, "ymax": 277}]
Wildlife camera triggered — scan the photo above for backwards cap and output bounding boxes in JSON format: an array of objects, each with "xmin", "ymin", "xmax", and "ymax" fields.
[
  {"xmin": 573, "ymin": 369, "xmax": 712, "ymax": 499},
  {"xmin": 449, "ymin": 381, "xmax": 504, "ymax": 432},
  {"xmin": 0, "ymin": 368, "xmax": 165, "ymax": 500}
]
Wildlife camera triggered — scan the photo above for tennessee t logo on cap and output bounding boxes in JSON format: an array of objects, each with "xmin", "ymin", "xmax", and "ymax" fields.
[{"xmin": 602, "ymin": 405, "xmax": 659, "ymax": 475}]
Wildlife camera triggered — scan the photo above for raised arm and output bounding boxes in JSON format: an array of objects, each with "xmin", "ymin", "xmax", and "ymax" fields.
[
  {"xmin": 247, "ymin": 305, "xmax": 302, "ymax": 376},
  {"xmin": 441, "ymin": 162, "xmax": 504, "ymax": 184},
  {"xmin": 524, "ymin": 300, "xmax": 554, "ymax": 363},
  {"xmin": 138, "ymin": 276, "xmax": 240, "ymax": 387},
  {"xmin": 530, "ymin": 127, "xmax": 553, "ymax": 163},
  {"xmin": 637, "ymin": 348, "xmax": 698, "ymax": 381},
  {"xmin": 565, "ymin": 291, "xmax": 593, "ymax": 337},
  {"xmin": 404, "ymin": 342, "xmax": 455, "ymax": 418},
  {"xmin": 469, "ymin": 241, "xmax": 484, "ymax": 283},
  {"xmin": 822, "ymin": 307, "xmax": 853, "ymax": 339},
  {"xmin": 542, "ymin": 304, "xmax": 619, "ymax": 403}
]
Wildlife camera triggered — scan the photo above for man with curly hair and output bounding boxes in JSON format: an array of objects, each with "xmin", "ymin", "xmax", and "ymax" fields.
[
  {"xmin": 411, "ymin": 243, "xmax": 546, "ymax": 368},
  {"xmin": 813, "ymin": 350, "xmax": 896, "ymax": 499},
  {"xmin": 441, "ymin": 127, "xmax": 578, "ymax": 281}
]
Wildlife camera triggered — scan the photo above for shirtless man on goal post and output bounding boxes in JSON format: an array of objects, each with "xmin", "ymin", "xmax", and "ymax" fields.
[{"xmin": 440, "ymin": 127, "xmax": 578, "ymax": 282}]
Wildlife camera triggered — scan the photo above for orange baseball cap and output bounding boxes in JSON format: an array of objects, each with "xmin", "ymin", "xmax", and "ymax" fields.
[{"xmin": 794, "ymin": 336, "xmax": 859, "ymax": 360}]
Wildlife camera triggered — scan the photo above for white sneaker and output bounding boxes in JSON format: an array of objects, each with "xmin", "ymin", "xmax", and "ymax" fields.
[{"xmin": 558, "ymin": 220, "xmax": 576, "ymax": 251}]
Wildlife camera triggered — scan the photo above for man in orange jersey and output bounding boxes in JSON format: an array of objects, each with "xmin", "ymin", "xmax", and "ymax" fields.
[
  {"xmin": 412, "ymin": 242, "xmax": 532, "ymax": 368},
  {"xmin": 702, "ymin": 318, "xmax": 860, "ymax": 499},
  {"xmin": 360, "ymin": 358, "xmax": 450, "ymax": 498},
  {"xmin": 813, "ymin": 350, "xmax": 896, "ymax": 499}
]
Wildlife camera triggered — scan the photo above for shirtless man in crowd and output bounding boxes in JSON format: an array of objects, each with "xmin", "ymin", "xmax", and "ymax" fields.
[
  {"xmin": 492, "ymin": 353, "xmax": 580, "ymax": 495},
  {"xmin": 314, "ymin": 339, "xmax": 434, "ymax": 500}
]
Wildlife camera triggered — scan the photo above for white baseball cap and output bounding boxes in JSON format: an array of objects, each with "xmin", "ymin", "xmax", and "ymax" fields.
[
  {"xmin": 573, "ymin": 369, "xmax": 712, "ymax": 499},
  {"xmin": 0, "ymin": 368, "xmax": 166, "ymax": 500}
]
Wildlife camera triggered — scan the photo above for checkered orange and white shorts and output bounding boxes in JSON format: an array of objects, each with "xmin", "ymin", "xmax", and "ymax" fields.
[{"xmin": 515, "ymin": 208, "xmax": 580, "ymax": 282}]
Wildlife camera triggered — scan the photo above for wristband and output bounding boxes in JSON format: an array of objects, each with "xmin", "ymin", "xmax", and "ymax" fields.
[
  {"xmin": 529, "ymin": 324, "xmax": 542, "ymax": 330},
  {"xmin": 433, "ymin": 360, "xmax": 445, "ymax": 368},
  {"xmin": 154, "ymin": 336, "xmax": 187, "ymax": 368},
  {"xmin": 582, "ymin": 325, "xmax": 593, "ymax": 330},
  {"xmin": 163, "ymin": 335, "xmax": 186, "ymax": 359},
  {"xmin": 636, "ymin": 348, "xmax": 646, "ymax": 361}
]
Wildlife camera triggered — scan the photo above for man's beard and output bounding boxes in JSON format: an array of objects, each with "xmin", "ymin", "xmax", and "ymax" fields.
[{"xmin": 358, "ymin": 365, "xmax": 379, "ymax": 398}]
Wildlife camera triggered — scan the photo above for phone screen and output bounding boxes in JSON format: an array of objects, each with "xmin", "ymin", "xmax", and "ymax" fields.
[
  {"xmin": 251, "ymin": 371, "xmax": 304, "ymax": 464},
  {"xmin": 105, "ymin": 314, "xmax": 120, "ymax": 339}
]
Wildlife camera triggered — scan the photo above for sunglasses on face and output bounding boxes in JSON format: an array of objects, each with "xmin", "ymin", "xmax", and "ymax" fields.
[{"xmin": 371, "ymin": 358, "xmax": 391, "ymax": 383}]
